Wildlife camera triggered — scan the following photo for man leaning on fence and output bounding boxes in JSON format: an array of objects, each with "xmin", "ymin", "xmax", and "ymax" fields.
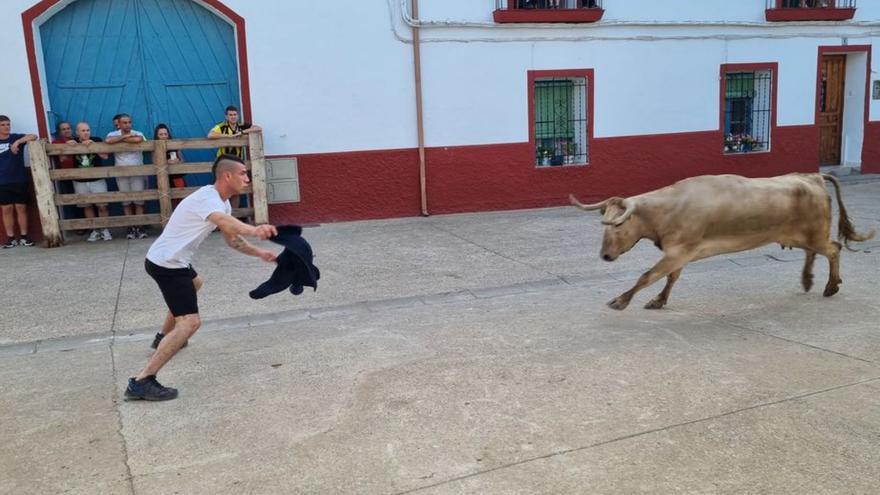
[
  {"xmin": 0, "ymin": 115, "xmax": 37, "ymax": 248},
  {"xmin": 106, "ymin": 113, "xmax": 149, "ymax": 240},
  {"xmin": 208, "ymin": 105, "xmax": 261, "ymax": 211}
]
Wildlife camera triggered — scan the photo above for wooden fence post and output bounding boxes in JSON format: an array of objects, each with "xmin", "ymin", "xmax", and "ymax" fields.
[
  {"xmin": 153, "ymin": 140, "xmax": 173, "ymax": 226},
  {"xmin": 27, "ymin": 139, "xmax": 63, "ymax": 247},
  {"xmin": 248, "ymin": 131, "xmax": 270, "ymax": 225}
]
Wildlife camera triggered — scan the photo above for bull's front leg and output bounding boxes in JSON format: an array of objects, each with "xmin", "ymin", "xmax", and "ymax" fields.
[
  {"xmin": 608, "ymin": 254, "xmax": 690, "ymax": 310},
  {"xmin": 645, "ymin": 268, "xmax": 682, "ymax": 309}
]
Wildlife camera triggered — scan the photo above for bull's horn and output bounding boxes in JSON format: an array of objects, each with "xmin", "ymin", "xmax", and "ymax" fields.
[
  {"xmin": 569, "ymin": 194, "xmax": 609, "ymax": 211},
  {"xmin": 602, "ymin": 198, "xmax": 636, "ymax": 226}
]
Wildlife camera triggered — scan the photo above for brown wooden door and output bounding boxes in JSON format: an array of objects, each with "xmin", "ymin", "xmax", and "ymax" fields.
[{"xmin": 819, "ymin": 55, "xmax": 846, "ymax": 166}]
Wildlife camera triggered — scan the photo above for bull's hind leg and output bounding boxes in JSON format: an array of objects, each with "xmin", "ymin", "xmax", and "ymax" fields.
[
  {"xmin": 645, "ymin": 268, "xmax": 682, "ymax": 309},
  {"xmin": 608, "ymin": 253, "xmax": 690, "ymax": 310},
  {"xmin": 801, "ymin": 250, "xmax": 816, "ymax": 292},
  {"xmin": 810, "ymin": 240, "xmax": 843, "ymax": 297}
]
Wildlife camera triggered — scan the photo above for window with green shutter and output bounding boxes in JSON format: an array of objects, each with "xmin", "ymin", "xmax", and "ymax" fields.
[{"xmin": 533, "ymin": 77, "xmax": 588, "ymax": 167}]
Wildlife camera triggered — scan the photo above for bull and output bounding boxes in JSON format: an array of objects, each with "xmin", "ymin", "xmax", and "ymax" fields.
[{"xmin": 570, "ymin": 173, "xmax": 874, "ymax": 310}]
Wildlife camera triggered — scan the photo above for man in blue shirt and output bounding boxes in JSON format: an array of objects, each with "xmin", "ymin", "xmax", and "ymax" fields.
[{"xmin": 0, "ymin": 115, "xmax": 37, "ymax": 248}]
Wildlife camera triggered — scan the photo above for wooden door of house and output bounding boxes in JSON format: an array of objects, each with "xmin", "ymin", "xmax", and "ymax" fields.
[{"xmin": 819, "ymin": 55, "xmax": 846, "ymax": 166}]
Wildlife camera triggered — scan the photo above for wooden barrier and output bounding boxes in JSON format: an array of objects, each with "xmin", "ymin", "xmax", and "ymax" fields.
[{"xmin": 28, "ymin": 132, "xmax": 269, "ymax": 247}]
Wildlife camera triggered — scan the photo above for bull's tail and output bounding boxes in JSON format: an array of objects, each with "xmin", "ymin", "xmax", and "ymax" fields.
[{"xmin": 821, "ymin": 173, "xmax": 875, "ymax": 251}]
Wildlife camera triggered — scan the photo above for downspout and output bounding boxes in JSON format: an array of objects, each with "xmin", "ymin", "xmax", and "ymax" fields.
[{"xmin": 411, "ymin": 0, "xmax": 429, "ymax": 216}]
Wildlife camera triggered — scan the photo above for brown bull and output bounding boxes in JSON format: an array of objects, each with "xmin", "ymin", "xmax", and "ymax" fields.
[{"xmin": 570, "ymin": 173, "xmax": 874, "ymax": 310}]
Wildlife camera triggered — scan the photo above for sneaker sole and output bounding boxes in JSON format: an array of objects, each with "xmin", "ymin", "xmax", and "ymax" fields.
[{"xmin": 123, "ymin": 391, "xmax": 179, "ymax": 401}]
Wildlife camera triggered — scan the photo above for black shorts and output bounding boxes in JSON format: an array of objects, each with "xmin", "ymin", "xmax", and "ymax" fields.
[
  {"xmin": 145, "ymin": 259, "xmax": 199, "ymax": 317},
  {"xmin": 0, "ymin": 182, "xmax": 28, "ymax": 205}
]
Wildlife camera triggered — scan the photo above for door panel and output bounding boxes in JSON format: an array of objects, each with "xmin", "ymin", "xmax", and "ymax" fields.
[
  {"xmin": 819, "ymin": 55, "xmax": 846, "ymax": 166},
  {"xmin": 40, "ymin": 0, "xmax": 241, "ymax": 144}
]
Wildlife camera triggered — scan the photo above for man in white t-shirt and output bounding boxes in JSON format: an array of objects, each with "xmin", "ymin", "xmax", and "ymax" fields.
[
  {"xmin": 106, "ymin": 113, "xmax": 149, "ymax": 239},
  {"xmin": 125, "ymin": 154, "xmax": 278, "ymax": 401}
]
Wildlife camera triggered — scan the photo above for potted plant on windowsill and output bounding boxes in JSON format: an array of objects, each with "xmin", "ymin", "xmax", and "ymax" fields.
[
  {"xmin": 565, "ymin": 142, "xmax": 577, "ymax": 164},
  {"xmin": 536, "ymin": 146, "xmax": 552, "ymax": 166}
]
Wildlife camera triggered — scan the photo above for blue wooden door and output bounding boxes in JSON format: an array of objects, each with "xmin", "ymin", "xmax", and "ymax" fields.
[{"xmin": 40, "ymin": 0, "xmax": 240, "ymax": 184}]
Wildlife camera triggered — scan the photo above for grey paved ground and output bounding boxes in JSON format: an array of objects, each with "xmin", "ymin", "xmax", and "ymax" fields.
[{"xmin": 2, "ymin": 177, "xmax": 880, "ymax": 494}]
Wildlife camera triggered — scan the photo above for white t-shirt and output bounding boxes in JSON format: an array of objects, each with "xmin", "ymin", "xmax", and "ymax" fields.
[
  {"xmin": 106, "ymin": 130, "xmax": 146, "ymax": 165},
  {"xmin": 146, "ymin": 185, "xmax": 231, "ymax": 268}
]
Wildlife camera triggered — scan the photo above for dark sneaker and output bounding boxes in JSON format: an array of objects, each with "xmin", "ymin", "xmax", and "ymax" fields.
[
  {"xmin": 126, "ymin": 227, "xmax": 137, "ymax": 240},
  {"xmin": 124, "ymin": 375, "xmax": 178, "ymax": 401},
  {"xmin": 150, "ymin": 332, "xmax": 189, "ymax": 350},
  {"xmin": 18, "ymin": 237, "xmax": 34, "ymax": 247},
  {"xmin": 137, "ymin": 227, "xmax": 148, "ymax": 239},
  {"xmin": 2, "ymin": 238, "xmax": 16, "ymax": 249}
]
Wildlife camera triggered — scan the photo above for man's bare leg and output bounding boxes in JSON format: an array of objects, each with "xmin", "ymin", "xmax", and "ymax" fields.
[{"xmin": 137, "ymin": 314, "xmax": 201, "ymax": 380}]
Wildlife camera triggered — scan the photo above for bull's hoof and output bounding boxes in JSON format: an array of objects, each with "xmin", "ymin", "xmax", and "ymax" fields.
[
  {"xmin": 802, "ymin": 274, "xmax": 813, "ymax": 292},
  {"xmin": 644, "ymin": 298, "xmax": 666, "ymax": 310},
  {"xmin": 823, "ymin": 285, "xmax": 840, "ymax": 297},
  {"xmin": 607, "ymin": 297, "xmax": 630, "ymax": 311}
]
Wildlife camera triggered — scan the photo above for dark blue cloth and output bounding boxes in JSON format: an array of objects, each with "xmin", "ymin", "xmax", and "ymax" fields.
[
  {"xmin": 249, "ymin": 225, "xmax": 320, "ymax": 299},
  {"xmin": 0, "ymin": 134, "xmax": 26, "ymax": 185}
]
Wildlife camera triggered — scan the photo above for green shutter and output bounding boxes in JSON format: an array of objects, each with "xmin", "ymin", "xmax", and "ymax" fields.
[
  {"xmin": 726, "ymin": 73, "xmax": 754, "ymax": 99},
  {"xmin": 535, "ymin": 81, "xmax": 574, "ymax": 139}
]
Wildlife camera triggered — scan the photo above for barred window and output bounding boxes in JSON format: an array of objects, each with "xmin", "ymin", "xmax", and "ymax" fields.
[
  {"xmin": 534, "ymin": 77, "xmax": 588, "ymax": 167},
  {"xmin": 724, "ymin": 70, "xmax": 772, "ymax": 154}
]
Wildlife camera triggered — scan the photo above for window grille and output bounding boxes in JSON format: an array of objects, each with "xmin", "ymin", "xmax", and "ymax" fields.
[
  {"xmin": 773, "ymin": 0, "xmax": 855, "ymax": 8},
  {"xmin": 724, "ymin": 71, "xmax": 772, "ymax": 154},
  {"xmin": 534, "ymin": 77, "xmax": 588, "ymax": 166}
]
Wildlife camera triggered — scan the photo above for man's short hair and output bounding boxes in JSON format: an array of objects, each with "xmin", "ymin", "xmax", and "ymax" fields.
[
  {"xmin": 56, "ymin": 121, "xmax": 71, "ymax": 133},
  {"xmin": 225, "ymin": 105, "xmax": 239, "ymax": 114},
  {"xmin": 112, "ymin": 114, "xmax": 122, "ymax": 121},
  {"xmin": 116, "ymin": 113, "xmax": 131, "ymax": 121},
  {"xmin": 0, "ymin": 115, "xmax": 9, "ymax": 123},
  {"xmin": 212, "ymin": 154, "xmax": 245, "ymax": 180}
]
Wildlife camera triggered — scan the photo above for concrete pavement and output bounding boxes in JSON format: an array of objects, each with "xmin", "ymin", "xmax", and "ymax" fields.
[{"xmin": 2, "ymin": 177, "xmax": 880, "ymax": 494}]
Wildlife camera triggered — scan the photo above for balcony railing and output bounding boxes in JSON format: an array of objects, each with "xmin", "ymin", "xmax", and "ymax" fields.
[
  {"xmin": 766, "ymin": 0, "xmax": 856, "ymax": 21},
  {"xmin": 494, "ymin": 0, "xmax": 604, "ymax": 23}
]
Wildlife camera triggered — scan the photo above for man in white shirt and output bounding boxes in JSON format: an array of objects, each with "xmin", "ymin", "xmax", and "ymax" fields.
[
  {"xmin": 125, "ymin": 154, "xmax": 278, "ymax": 401},
  {"xmin": 106, "ymin": 113, "xmax": 149, "ymax": 239}
]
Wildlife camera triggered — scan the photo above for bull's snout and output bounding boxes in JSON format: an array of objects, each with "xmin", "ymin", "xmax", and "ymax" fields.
[{"xmin": 602, "ymin": 254, "xmax": 615, "ymax": 262}]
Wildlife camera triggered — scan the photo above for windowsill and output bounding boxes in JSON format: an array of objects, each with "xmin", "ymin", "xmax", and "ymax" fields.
[
  {"xmin": 724, "ymin": 149, "xmax": 771, "ymax": 155},
  {"xmin": 494, "ymin": 8, "xmax": 604, "ymax": 23},
  {"xmin": 765, "ymin": 8, "xmax": 855, "ymax": 21},
  {"xmin": 536, "ymin": 162, "xmax": 588, "ymax": 168}
]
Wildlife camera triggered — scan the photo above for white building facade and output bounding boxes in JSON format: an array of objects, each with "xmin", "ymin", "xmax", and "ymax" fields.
[{"xmin": 3, "ymin": 0, "xmax": 879, "ymax": 225}]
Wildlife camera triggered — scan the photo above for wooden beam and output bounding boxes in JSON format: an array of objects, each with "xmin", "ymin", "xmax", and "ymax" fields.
[
  {"xmin": 27, "ymin": 139, "xmax": 63, "ymax": 247},
  {"xmin": 55, "ymin": 190, "xmax": 160, "ymax": 206},
  {"xmin": 50, "ymin": 164, "xmax": 155, "ymax": 180},
  {"xmin": 248, "ymin": 131, "xmax": 269, "ymax": 224},
  {"xmin": 60, "ymin": 214, "xmax": 162, "ymax": 231},
  {"xmin": 154, "ymin": 140, "xmax": 172, "ymax": 226},
  {"xmin": 45, "ymin": 141, "xmax": 153, "ymax": 156},
  {"xmin": 165, "ymin": 137, "xmax": 248, "ymax": 151},
  {"xmin": 167, "ymin": 160, "xmax": 251, "ymax": 175},
  {"xmin": 232, "ymin": 207, "xmax": 255, "ymax": 218}
]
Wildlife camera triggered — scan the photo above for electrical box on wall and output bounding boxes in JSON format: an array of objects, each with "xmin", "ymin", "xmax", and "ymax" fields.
[
  {"xmin": 873, "ymin": 81, "xmax": 880, "ymax": 100},
  {"xmin": 266, "ymin": 158, "xmax": 300, "ymax": 204}
]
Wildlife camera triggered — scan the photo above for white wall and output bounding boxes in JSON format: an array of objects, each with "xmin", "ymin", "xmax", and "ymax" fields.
[
  {"xmin": 3, "ymin": 0, "xmax": 879, "ymax": 156},
  {"xmin": 2, "ymin": 1, "xmax": 42, "ymax": 136},
  {"xmin": 842, "ymin": 51, "xmax": 867, "ymax": 167}
]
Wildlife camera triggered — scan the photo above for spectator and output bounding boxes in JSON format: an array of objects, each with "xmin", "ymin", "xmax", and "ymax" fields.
[
  {"xmin": 112, "ymin": 114, "xmax": 122, "ymax": 131},
  {"xmin": 0, "ymin": 115, "xmax": 37, "ymax": 248},
  {"xmin": 51, "ymin": 121, "xmax": 74, "ymax": 169},
  {"xmin": 71, "ymin": 122, "xmax": 112, "ymax": 242},
  {"xmin": 106, "ymin": 113, "xmax": 149, "ymax": 239},
  {"xmin": 207, "ymin": 105, "xmax": 261, "ymax": 210},
  {"xmin": 153, "ymin": 123, "xmax": 186, "ymax": 188},
  {"xmin": 52, "ymin": 121, "xmax": 82, "ymax": 233}
]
